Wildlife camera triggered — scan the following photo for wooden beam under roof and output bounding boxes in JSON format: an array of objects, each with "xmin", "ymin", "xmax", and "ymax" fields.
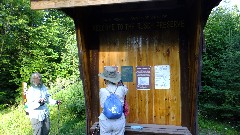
[{"xmin": 30, "ymin": 0, "xmax": 170, "ymax": 10}]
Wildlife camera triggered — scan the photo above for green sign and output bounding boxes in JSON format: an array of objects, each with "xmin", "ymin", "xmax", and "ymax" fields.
[{"xmin": 121, "ymin": 66, "xmax": 133, "ymax": 82}]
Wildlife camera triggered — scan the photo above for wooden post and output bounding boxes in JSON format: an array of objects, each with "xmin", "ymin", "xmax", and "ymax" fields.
[
  {"xmin": 22, "ymin": 82, "xmax": 29, "ymax": 115},
  {"xmin": 22, "ymin": 82, "xmax": 28, "ymax": 105}
]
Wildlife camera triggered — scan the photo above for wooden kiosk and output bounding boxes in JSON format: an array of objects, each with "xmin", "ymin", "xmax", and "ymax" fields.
[{"xmin": 30, "ymin": 0, "xmax": 222, "ymax": 134}]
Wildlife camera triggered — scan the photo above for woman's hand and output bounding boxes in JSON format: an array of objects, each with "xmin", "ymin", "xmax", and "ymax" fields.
[
  {"xmin": 38, "ymin": 98, "xmax": 46, "ymax": 106},
  {"xmin": 56, "ymin": 100, "xmax": 62, "ymax": 105}
]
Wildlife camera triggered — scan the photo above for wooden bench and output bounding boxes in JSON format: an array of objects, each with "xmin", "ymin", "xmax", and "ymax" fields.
[{"xmin": 90, "ymin": 122, "xmax": 192, "ymax": 135}]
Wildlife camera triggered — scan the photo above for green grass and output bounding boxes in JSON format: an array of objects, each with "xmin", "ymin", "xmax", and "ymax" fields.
[
  {"xmin": 0, "ymin": 104, "xmax": 86, "ymax": 135},
  {"xmin": 198, "ymin": 115, "xmax": 239, "ymax": 135},
  {"xmin": 0, "ymin": 105, "xmax": 32, "ymax": 135}
]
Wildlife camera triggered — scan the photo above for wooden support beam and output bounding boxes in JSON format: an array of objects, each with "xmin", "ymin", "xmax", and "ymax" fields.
[{"xmin": 30, "ymin": 0, "xmax": 169, "ymax": 10}]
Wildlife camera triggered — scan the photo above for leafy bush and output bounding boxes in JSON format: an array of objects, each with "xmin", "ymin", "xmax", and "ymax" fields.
[
  {"xmin": 48, "ymin": 77, "xmax": 86, "ymax": 134},
  {"xmin": 49, "ymin": 78, "xmax": 86, "ymax": 119}
]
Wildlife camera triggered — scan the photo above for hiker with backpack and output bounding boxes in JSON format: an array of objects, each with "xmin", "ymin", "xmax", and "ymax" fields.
[
  {"xmin": 98, "ymin": 66, "xmax": 128, "ymax": 135},
  {"xmin": 25, "ymin": 72, "xmax": 61, "ymax": 135}
]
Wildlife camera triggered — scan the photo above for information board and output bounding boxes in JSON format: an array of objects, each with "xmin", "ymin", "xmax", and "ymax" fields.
[
  {"xmin": 154, "ymin": 65, "xmax": 170, "ymax": 89},
  {"xmin": 136, "ymin": 66, "xmax": 151, "ymax": 90}
]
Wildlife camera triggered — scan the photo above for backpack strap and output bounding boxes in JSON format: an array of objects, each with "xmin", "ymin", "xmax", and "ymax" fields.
[
  {"xmin": 113, "ymin": 86, "xmax": 118, "ymax": 94},
  {"xmin": 106, "ymin": 86, "xmax": 118, "ymax": 94}
]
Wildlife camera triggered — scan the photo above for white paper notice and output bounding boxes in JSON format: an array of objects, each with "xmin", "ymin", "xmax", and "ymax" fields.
[{"xmin": 155, "ymin": 65, "xmax": 170, "ymax": 89}]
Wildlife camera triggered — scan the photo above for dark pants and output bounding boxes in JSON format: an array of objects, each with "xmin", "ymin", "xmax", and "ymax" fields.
[{"xmin": 30, "ymin": 117, "xmax": 50, "ymax": 135}]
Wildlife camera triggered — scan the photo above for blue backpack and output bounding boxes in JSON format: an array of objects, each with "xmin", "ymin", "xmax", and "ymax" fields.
[{"xmin": 103, "ymin": 88, "xmax": 123, "ymax": 119}]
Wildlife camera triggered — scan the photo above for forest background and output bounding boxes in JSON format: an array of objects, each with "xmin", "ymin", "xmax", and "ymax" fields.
[{"xmin": 0, "ymin": 0, "xmax": 239, "ymax": 134}]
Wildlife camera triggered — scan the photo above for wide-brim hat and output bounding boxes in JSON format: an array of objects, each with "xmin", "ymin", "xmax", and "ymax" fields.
[{"xmin": 98, "ymin": 66, "xmax": 121, "ymax": 83}]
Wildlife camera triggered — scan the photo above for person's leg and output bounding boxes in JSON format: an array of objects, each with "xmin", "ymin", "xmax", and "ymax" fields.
[
  {"xmin": 30, "ymin": 118, "xmax": 42, "ymax": 135},
  {"xmin": 112, "ymin": 116, "xmax": 125, "ymax": 135},
  {"xmin": 42, "ymin": 116, "xmax": 50, "ymax": 135},
  {"xmin": 99, "ymin": 119, "xmax": 112, "ymax": 135}
]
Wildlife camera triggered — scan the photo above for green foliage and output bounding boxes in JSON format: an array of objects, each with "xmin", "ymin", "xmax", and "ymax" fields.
[
  {"xmin": 0, "ymin": 0, "xmax": 31, "ymax": 105},
  {"xmin": 49, "ymin": 79, "xmax": 86, "ymax": 134},
  {"xmin": 49, "ymin": 78, "xmax": 86, "ymax": 119},
  {"xmin": 0, "ymin": 1, "xmax": 83, "ymax": 133},
  {"xmin": 200, "ymin": 5, "xmax": 240, "ymax": 128},
  {"xmin": 0, "ymin": 105, "xmax": 32, "ymax": 135},
  {"xmin": 0, "ymin": 0, "xmax": 78, "ymax": 106}
]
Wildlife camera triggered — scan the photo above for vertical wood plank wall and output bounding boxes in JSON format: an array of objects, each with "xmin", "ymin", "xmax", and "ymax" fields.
[{"xmin": 98, "ymin": 30, "xmax": 181, "ymax": 125}]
